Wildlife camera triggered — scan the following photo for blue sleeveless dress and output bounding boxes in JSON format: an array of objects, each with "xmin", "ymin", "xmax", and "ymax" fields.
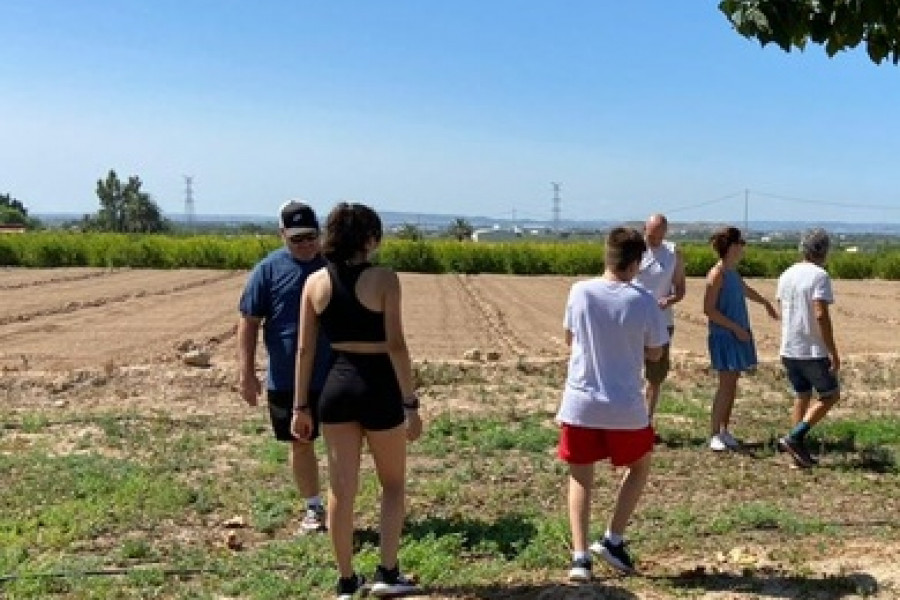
[{"xmin": 708, "ymin": 268, "xmax": 757, "ymax": 372}]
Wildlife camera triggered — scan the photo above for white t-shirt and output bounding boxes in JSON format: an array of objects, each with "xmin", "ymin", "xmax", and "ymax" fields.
[
  {"xmin": 633, "ymin": 241, "xmax": 677, "ymax": 327},
  {"xmin": 776, "ymin": 262, "xmax": 834, "ymax": 358},
  {"xmin": 556, "ymin": 277, "xmax": 670, "ymax": 430}
]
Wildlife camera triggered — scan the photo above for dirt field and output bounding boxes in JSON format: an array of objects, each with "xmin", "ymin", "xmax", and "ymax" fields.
[
  {"xmin": 2, "ymin": 268, "xmax": 898, "ymax": 372},
  {"xmin": 2, "ymin": 268, "xmax": 898, "ymax": 599}
]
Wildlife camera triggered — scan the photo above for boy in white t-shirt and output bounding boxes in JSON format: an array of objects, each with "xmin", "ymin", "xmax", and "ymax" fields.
[
  {"xmin": 556, "ymin": 227, "xmax": 669, "ymax": 582},
  {"xmin": 776, "ymin": 228, "xmax": 840, "ymax": 468}
]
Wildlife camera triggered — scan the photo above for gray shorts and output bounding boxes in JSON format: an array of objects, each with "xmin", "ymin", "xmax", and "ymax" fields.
[
  {"xmin": 781, "ymin": 357, "xmax": 840, "ymax": 399},
  {"xmin": 644, "ymin": 327, "xmax": 674, "ymax": 384}
]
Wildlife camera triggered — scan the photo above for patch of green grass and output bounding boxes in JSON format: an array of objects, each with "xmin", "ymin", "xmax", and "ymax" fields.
[
  {"xmin": 419, "ymin": 412, "xmax": 557, "ymax": 456},
  {"xmin": 709, "ymin": 502, "xmax": 827, "ymax": 536},
  {"xmin": 19, "ymin": 414, "xmax": 50, "ymax": 433},
  {"xmin": 815, "ymin": 417, "xmax": 900, "ymax": 446},
  {"xmin": 0, "ymin": 452, "xmax": 195, "ymax": 551},
  {"xmin": 2, "ymin": 364, "xmax": 899, "ymax": 599},
  {"xmin": 249, "ymin": 488, "xmax": 295, "ymax": 534}
]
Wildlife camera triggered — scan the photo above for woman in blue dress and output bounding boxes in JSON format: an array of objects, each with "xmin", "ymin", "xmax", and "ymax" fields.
[{"xmin": 703, "ymin": 226, "xmax": 778, "ymax": 452}]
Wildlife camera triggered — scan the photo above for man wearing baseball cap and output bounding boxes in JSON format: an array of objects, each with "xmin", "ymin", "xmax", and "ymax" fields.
[{"xmin": 238, "ymin": 200, "xmax": 332, "ymax": 532}]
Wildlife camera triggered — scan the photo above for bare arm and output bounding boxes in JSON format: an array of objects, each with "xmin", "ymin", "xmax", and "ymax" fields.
[
  {"xmin": 743, "ymin": 280, "xmax": 779, "ymax": 319},
  {"xmin": 293, "ymin": 285, "xmax": 319, "ymax": 410},
  {"xmin": 383, "ymin": 270, "xmax": 415, "ymax": 399},
  {"xmin": 661, "ymin": 250, "xmax": 686, "ymax": 309},
  {"xmin": 814, "ymin": 299, "xmax": 840, "ymax": 372},
  {"xmin": 382, "ymin": 270, "xmax": 422, "ymax": 440},
  {"xmin": 237, "ymin": 316, "xmax": 262, "ymax": 406}
]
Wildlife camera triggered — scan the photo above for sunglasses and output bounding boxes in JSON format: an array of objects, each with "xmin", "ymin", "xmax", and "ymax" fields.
[{"xmin": 289, "ymin": 233, "xmax": 319, "ymax": 243}]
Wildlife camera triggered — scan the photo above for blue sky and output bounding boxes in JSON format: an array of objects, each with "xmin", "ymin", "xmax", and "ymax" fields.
[{"xmin": 2, "ymin": 0, "xmax": 899, "ymax": 224}]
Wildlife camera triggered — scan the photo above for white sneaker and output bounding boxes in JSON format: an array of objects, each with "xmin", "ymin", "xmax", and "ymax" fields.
[
  {"xmin": 298, "ymin": 505, "xmax": 327, "ymax": 534},
  {"xmin": 718, "ymin": 430, "xmax": 741, "ymax": 449},
  {"xmin": 709, "ymin": 435, "xmax": 728, "ymax": 452}
]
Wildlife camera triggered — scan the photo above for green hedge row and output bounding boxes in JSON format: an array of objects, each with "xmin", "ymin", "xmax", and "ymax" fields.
[{"xmin": 2, "ymin": 233, "xmax": 900, "ymax": 279}]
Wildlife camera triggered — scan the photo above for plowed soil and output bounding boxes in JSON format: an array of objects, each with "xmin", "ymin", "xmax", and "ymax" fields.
[{"xmin": 2, "ymin": 269, "xmax": 897, "ymax": 372}]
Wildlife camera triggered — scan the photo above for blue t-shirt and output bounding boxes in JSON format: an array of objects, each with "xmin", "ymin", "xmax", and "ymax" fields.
[{"xmin": 239, "ymin": 248, "xmax": 331, "ymax": 392}]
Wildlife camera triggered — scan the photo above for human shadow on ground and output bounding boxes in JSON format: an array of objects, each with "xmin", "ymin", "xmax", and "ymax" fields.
[
  {"xmin": 654, "ymin": 567, "xmax": 879, "ymax": 599},
  {"xmin": 424, "ymin": 582, "xmax": 638, "ymax": 599},
  {"xmin": 352, "ymin": 513, "xmax": 538, "ymax": 559},
  {"xmin": 656, "ymin": 433, "xmax": 896, "ymax": 472}
]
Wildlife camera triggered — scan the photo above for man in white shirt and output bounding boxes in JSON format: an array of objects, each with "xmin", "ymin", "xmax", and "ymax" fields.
[
  {"xmin": 556, "ymin": 227, "xmax": 669, "ymax": 582},
  {"xmin": 776, "ymin": 228, "xmax": 840, "ymax": 469},
  {"xmin": 633, "ymin": 213, "xmax": 686, "ymax": 421}
]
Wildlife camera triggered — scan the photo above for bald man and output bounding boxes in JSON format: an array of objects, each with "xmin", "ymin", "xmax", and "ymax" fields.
[{"xmin": 632, "ymin": 214, "xmax": 686, "ymax": 423}]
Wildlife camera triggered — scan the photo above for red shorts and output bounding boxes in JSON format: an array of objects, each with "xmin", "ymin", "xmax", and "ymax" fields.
[{"xmin": 557, "ymin": 424, "xmax": 654, "ymax": 467}]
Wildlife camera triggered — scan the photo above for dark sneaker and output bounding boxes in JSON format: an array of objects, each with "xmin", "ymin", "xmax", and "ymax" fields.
[
  {"xmin": 778, "ymin": 436, "xmax": 814, "ymax": 468},
  {"xmin": 567, "ymin": 556, "xmax": 592, "ymax": 582},
  {"xmin": 336, "ymin": 573, "xmax": 365, "ymax": 600},
  {"xmin": 299, "ymin": 505, "xmax": 327, "ymax": 534},
  {"xmin": 592, "ymin": 538, "xmax": 636, "ymax": 574},
  {"xmin": 371, "ymin": 564, "xmax": 419, "ymax": 597}
]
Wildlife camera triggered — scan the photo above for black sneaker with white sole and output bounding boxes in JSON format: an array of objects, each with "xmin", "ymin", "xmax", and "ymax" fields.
[
  {"xmin": 336, "ymin": 573, "xmax": 365, "ymax": 600},
  {"xmin": 778, "ymin": 436, "xmax": 814, "ymax": 468},
  {"xmin": 591, "ymin": 538, "xmax": 636, "ymax": 574},
  {"xmin": 567, "ymin": 556, "xmax": 592, "ymax": 582},
  {"xmin": 371, "ymin": 564, "xmax": 419, "ymax": 597}
]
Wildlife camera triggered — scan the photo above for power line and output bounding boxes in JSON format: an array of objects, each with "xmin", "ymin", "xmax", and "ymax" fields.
[
  {"xmin": 750, "ymin": 189, "xmax": 900, "ymax": 211},
  {"xmin": 664, "ymin": 191, "xmax": 744, "ymax": 215}
]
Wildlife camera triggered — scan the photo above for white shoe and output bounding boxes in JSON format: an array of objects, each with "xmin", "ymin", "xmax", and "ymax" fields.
[
  {"xmin": 718, "ymin": 430, "xmax": 741, "ymax": 449},
  {"xmin": 709, "ymin": 435, "xmax": 727, "ymax": 452}
]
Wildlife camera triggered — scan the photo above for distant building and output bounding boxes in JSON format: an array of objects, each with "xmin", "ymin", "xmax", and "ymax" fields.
[
  {"xmin": 471, "ymin": 225, "xmax": 522, "ymax": 242},
  {"xmin": 0, "ymin": 224, "xmax": 27, "ymax": 234}
]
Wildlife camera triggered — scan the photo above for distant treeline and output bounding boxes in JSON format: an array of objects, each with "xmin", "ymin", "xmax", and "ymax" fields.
[{"xmin": 2, "ymin": 233, "xmax": 900, "ymax": 279}]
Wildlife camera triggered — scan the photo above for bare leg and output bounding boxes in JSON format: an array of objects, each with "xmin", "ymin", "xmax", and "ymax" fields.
[
  {"xmin": 645, "ymin": 381, "xmax": 661, "ymax": 420},
  {"xmin": 803, "ymin": 394, "xmax": 839, "ymax": 427},
  {"xmin": 791, "ymin": 394, "xmax": 812, "ymax": 427},
  {"xmin": 322, "ymin": 423, "xmax": 364, "ymax": 578},
  {"xmin": 289, "ymin": 440, "xmax": 320, "ymax": 499},
  {"xmin": 607, "ymin": 453, "xmax": 652, "ymax": 536},
  {"xmin": 366, "ymin": 425, "xmax": 408, "ymax": 569},
  {"xmin": 567, "ymin": 463, "xmax": 594, "ymax": 553},
  {"xmin": 711, "ymin": 371, "xmax": 739, "ymax": 435}
]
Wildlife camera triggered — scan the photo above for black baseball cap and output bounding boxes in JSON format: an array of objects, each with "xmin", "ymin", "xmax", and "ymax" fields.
[{"xmin": 279, "ymin": 200, "xmax": 319, "ymax": 236}]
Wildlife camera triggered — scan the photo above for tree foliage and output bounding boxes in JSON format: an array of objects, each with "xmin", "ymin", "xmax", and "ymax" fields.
[
  {"xmin": 0, "ymin": 193, "xmax": 41, "ymax": 228},
  {"xmin": 86, "ymin": 170, "xmax": 169, "ymax": 233},
  {"xmin": 446, "ymin": 218, "xmax": 474, "ymax": 241},
  {"xmin": 719, "ymin": 0, "xmax": 900, "ymax": 64},
  {"xmin": 394, "ymin": 223, "xmax": 424, "ymax": 241}
]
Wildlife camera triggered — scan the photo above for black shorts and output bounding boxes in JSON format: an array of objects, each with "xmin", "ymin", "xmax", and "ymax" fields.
[
  {"xmin": 267, "ymin": 389, "xmax": 320, "ymax": 442},
  {"xmin": 319, "ymin": 352, "xmax": 405, "ymax": 431}
]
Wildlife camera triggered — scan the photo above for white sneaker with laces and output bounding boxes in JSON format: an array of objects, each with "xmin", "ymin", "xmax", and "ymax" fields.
[{"xmin": 709, "ymin": 435, "xmax": 727, "ymax": 452}]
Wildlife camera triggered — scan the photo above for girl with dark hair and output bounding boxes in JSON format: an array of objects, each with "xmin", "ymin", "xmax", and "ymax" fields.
[
  {"xmin": 703, "ymin": 226, "xmax": 778, "ymax": 452},
  {"xmin": 292, "ymin": 202, "xmax": 422, "ymax": 599}
]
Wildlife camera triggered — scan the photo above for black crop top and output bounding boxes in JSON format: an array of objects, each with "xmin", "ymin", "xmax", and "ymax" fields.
[{"xmin": 319, "ymin": 262, "xmax": 387, "ymax": 343}]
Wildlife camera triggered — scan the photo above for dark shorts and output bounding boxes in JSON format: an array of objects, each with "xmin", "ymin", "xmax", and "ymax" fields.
[
  {"xmin": 319, "ymin": 352, "xmax": 405, "ymax": 431},
  {"xmin": 645, "ymin": 326, "xmax": 674, "ymax": 384},
  {"xmin": 557, "ymin": 424, "xmax": 655, "ymax": 467},
  {"xmin": 267, "ymin": 389, "xmax": 320, "ymax": 442},
  {"xmin": 781, "ymin": 357, "xmax": 840, "ymax": 399}
]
